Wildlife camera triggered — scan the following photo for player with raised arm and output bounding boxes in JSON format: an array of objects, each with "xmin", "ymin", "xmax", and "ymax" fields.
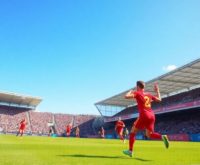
[
  {"xmin": 115, "ymin": 117, "xmax": 125, "ymax": 143},
  {"xmin": 123, "ymin": 81, "xmax": 169, "ymax": 157},
  {"xmin": 66, "ymin": 123, "xmax": 72, "ymax": 137},
  {"xmin": 16, "ymin": 119, "xmax": 26, "ymax": 137}
]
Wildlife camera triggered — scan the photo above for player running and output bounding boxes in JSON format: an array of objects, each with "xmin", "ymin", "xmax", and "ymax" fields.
[
  {"xmin": 48, "ymin": 126, "xmax": 54, "ymax": 137},
  {"xmin": 115, "ymin": 117, "xmax": 125, "ymax": 143},
  {"xmin": 100, "ymin": 127, "xmax": 105, "ymax": 139},
  {"xmin": 123, "ymin": 127, "xmax": 129, "ymax": 141},
  {"xmin": 75, "ymin": 126, "xmax": 80, "ymax": 138},
  {"xmin": 123, "ymin": 81, "xmax": 169, "ymax": 157},
  {"xmin": 16, "ymin": 119, "xmax": 26, "ymax": 137},
  {"xmin": 66, "ymin": 123, "xmax": 72, "ymax": 137}
]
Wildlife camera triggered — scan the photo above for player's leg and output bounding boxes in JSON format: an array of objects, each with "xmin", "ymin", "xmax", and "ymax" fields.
[
  {"xmin": 129, "ymin": 126, "xmax": 138, "ymax": 151},
  {"xmin": 118, "ymin": 129, "xmax": 124, "ymax": 141},
  {"xmin": 145, "ymin": 113, "xmax": 162, "ymax": 139},
  {"xmin": 123, "ymin": 118, "xmax": 140, "ymax": 157},
  {"xmin": 146, "ymin": 115, "xmax": 169, "ymax": 148},
  {"xmin": 162, "ymin": 135, "xmax": 169, "ymax": 148},
  {"xmin": 16, "ymin": 129, "xmax": 20, "ymax": 136},
  {"xmin": 146, "ymin": 129, "xmax": 161, "ymax": 139},
  {"xmin": 146, "ymin": 129, "xmax": 169, "ymax": 148},
  {"xmin": 20, "ymin": 129, "xmax": 24, "ymax": 136},
  {"xmin": 123, "ymin": 126, "xmax": 138, "ymax": 157}
]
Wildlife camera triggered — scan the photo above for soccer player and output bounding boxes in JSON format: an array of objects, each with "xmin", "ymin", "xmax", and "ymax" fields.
[
  {"xmin": 75, "ymin": 126, "xmax": 80, "ymax": 138},
  {"xmin": 115, "ymin": 117, "xmax": 125, "ymax": 143},
  {"xmin": 100, "ymin": 127, "xmax": 105, "ymax": 139},
  {"xmin": 123, "ymin": 127, "xmax": 129, "ymax": 141},
  {"xmin": 16, "ymin": 119, "xmax": 26, "ymax": 137},
  {"xmin": 123, "ymin": 81, "xmax": 169, "ymax": 157},
  {"xmin": 66, "ymin": 123, "xmax": 72, "ymax": 137},
  {"xmin": 48, "ymin": 126, "xmax": 54, "ymax": 137}
]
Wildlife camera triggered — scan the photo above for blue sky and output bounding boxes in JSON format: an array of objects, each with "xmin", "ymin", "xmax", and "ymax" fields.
[{"xmin": 0, "ymin": 0, "xmax": 200, "ymax": 115}]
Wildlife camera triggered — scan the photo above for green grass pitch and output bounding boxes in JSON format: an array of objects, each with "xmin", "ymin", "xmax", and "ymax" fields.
[{"xmin": 0, "ymin": 135, "xmax": 200, "ymax": 165}]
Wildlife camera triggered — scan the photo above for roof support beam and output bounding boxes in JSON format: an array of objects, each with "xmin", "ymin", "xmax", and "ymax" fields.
[{"xmin": 160, "ymin": 79, "xmax": 199, "ymax": 85}]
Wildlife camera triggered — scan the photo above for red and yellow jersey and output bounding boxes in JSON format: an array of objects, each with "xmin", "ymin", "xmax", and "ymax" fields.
[
  {"xmin": 115, "ymin": 121, "xmax": 125, "ymax": 129},
  {"xmin": 66, "ymin": 125, "xmax": 72, "ymax": 132},
  {"xmin": 19, "ymin": 120, "xmax": 26, "ymax": 129},
  {"xmin": 132, "ymin": 91, "xmax": 158, "ymax": 114}
]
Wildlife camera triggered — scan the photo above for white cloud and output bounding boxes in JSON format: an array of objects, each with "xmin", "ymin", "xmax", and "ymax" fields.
[{"xmin": 162, "ymin": 65, "xmax": 177, "ymax": 72}]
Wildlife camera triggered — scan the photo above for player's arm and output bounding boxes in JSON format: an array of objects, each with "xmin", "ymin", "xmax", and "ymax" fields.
[
  {"xmin": 125, "ymin": 90, "xmax": 135, "ymax": 99},
  {"xmin": 115, "ymin": 123, "xmax": 117, "ymax": 130},
  {"xmin": 153, "ymin": 83, "xmax": 161, "ymax": 102}
]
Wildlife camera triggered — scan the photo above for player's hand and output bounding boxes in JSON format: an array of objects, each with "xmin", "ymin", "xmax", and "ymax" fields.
[
  {"xmin": 154, "ymin": 83, "xmax": 159, "ymax": 92},
  {"xmin": 125, "ymin": 90, "xmax": 134, "ymax": 99}
]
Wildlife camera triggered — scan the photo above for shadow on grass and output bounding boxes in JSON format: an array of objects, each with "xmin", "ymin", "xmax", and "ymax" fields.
[
  {"xmin": 58, "ymin": 154, "xmax": 153, "ymax": 161},
  {"xmin": 57, "ymin": 154, "xmax": 128, "ymax": 159},
  {"xmin": 134, "ymin": 157, "xmax": 153, "ymax": 162}
]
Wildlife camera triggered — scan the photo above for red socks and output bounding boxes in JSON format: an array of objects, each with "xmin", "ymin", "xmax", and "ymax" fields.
[
  {"xmin": 129, "ymin": 133, "xmax": 135, "ymax": 151},
  {"xmin": 129, "ymin": 132, "xmax": 161, "ymax": 152},
  {"xmin": 150, "ymin": 132, "xmax": 162, "ymax": 139},
  {"xmin": 119, "ymin": 134, "xmax": 124, "ymax": 140}
]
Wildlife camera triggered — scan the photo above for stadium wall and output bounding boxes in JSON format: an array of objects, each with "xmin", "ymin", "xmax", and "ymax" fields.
[
  {"xmin": 104, "ymin": 132, "xmax": 200, "ymax": 142},
  {"xmin": 104, "ymin": 99, "xmax": 200, "ymax": 122}
]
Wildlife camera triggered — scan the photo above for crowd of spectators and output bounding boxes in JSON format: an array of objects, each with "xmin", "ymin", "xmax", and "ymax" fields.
[
  {"xmin": 54, "ymin": 114, "xmax": 74, "ymax": 135},
  {"xmin": 73, "ymin": 115, "xmax": 96, "ymax": 137},
  {"xmin": 154, "ymin": 109, "xmax": 200, "ymax": 134},
  {"xmin": 0, "ymin": 87, "xmax": 199, "ymax": 137},
  {"xmin": 0, "ymin": 107, "xmax": 96, "ymax": 136},
  {"xmin": 29, "ymin": 111, "xmax": 53, "ymax": 135},
  {"xmin": 105, "ymin": 108, "xmax": 200, "ymax": 137},
  {"xmin": 0, "ymin": 105, "xmax": 30, "ymax": 133}
]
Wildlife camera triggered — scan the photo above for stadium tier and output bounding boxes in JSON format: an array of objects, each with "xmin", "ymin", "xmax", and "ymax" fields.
[
  {"xmin": 0, "ymin": 59, "xmax": 200, "ymax": 142},
  {"xmin": 54, "ymin": 113, "xmax": 74, "ymax": 135},
  {"xmin": 95, "ymin": 58, "xmax": 200, "ymax": 142},
  {"xmin": 29, "ymin": 111, "xmax": 54, "ymax": 135},
  {"xmin": 0, "ymin": 107, "xmax": 97, "ymax": 136},
  {"xmin": 0, "ymin": 92, "xmax": 97, "ymax": 136},
  {"xmin": 111, "ymin": 87, "xmax": 200, "ymax": 119},
  {"xmin": 0, "ymin": 105, "xmax": 31, "ymax": 134}
]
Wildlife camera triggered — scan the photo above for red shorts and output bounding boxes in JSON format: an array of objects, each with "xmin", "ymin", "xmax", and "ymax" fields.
[
  {"xmin": 66, "ymin": 131, "xmax": 71, "ymax": 135},
  {"xmin": 134, "ymin": 112, "xmax": 155, "ymax": 132},
  {"xmin": 20, "ymin": 126, "xmax": 25, "ymax": 130},
  {"xmin": 116, "ymin": 128, "xmax": 123, "ymax": 135}
]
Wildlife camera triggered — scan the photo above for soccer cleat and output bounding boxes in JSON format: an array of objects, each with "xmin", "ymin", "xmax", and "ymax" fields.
[
  {"xmin": 123, "ymin": 150, "xmax": 133, "ymax": 157},
  {"xmin": 162, "ymin": 135, "xmax": 169, "ymax": 149}
]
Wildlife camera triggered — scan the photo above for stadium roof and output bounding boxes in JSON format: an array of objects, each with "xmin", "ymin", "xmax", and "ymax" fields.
[
  {"xmin": 95, "ymin": 58, "xmax": 200, "ymax": 116},
  {"xmin": 0, "ymin": 91, "xmax": 42, "ymax": 109}
]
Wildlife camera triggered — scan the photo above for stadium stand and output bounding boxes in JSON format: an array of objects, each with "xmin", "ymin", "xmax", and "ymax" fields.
[
  {"xmin": 113, "ymin": 87, "xmax": 200, "ymax": 117},
  {"xmin": 1, "ymin": 59, "xmax": 200, "ymax": 141},
  {"xmin": 154, "ymin": 109, "xmax": 200, "ymax": 135},
  {"xmin": 0, "ymin": 105, "xmax": 31, "ymax": 134},
  {"xmin": 54, "ymin": 113, "xmax": 74, "ymax": 135},
  {"xmin": 96, "ymin": 58, "xmax": 200, "ymax": 141},
  {"xmin": 0, "ymin": 92, "xmax": 97, "ymax": 137},
  {"xmin": 72, "ymin": 115, "xmax": 96, "ymax": 137},
  {"xmin": 29, "ymin": 111, "xmax": 54, "ymax": 135}
]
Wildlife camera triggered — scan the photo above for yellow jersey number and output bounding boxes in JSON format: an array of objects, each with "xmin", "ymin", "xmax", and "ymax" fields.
[{"xmin": 144, "ymin": 96, "xmax": 151, "ymax": 109}]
